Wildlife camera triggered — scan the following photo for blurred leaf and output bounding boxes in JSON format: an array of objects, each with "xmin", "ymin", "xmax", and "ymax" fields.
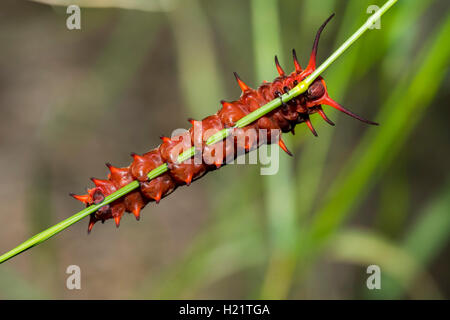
[
  {"xmin": 405, "ymin": 182, "xmax": 450, "ymax": 262},
  {"xmin": 27, "ymin": 152, "xmax": 59, "ymax": 294},
  {"xmin": 380, "ymin": 178, "xmax": 450, "ymax": 298},
  {"xmin": 30, "ymin": 0, "xmax": 175, "ymax": 11},
  {"xmin": 330, "ymin": 228, "xmax": 441, "ymax": 299},
  {"xmin": 42, "ymin": 11, "xmax": 163, "ymax": 145},
  {"xmin": 168, "ymin": 0, "xmax": 225, "ymax": 118},
  {"xmin": 380, "ymin": 0, "xmax": 437, "ymax": 80},
  {"xmin": 376, "ymin": 158, "xmax": 410, "ymax": 238}
]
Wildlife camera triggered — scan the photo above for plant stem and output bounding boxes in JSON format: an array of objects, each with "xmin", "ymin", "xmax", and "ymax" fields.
[
  {"xmin": 0, "ymin": 0, "xmax": 397, "ymax": 264},
  {"xmin": 308, "ymin": 0, "xmax": 398, "ymax": 84}
]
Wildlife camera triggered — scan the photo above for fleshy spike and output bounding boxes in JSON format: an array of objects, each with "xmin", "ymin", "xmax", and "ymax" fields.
[
  {"xmin": 70, "ymin": 193, "xmax": 90, "ymax": 204},
  {"xmin": 114, "ymin": 216, "xmax": 121, "ymax": 228},
  {"xmin": 233, "ymin": 72, "xmax": 250, "ymax": 92},
  {"xmin": 321, "ymin": 96, "xmax": 378, "ymax": 125},
  {"xmin": 160, "ymin": 136, "xmax": 171, "ymax": 143},
  {"xmin": 154, "ymin": 192, "xmax": 162, "ymax": 204},
  {"xmin": 278, "ymin": 138, "xmax": 293, "ymax": 156},
  {"xmin": 185, "ymin": 173, "xmax": 193, "ymax": 186},
  {"xmin": 305, "ymin": 116, "xmax": 318, "ymax": 137},
  {"xmin": 131, "ymin": 205, "xmax": 141, "ymax": 220},
  {"xmin": 214, "ymin": 160, "xmax": 222, "ymax": 169},
  {"xmin": 106, "ymin": 163, "xmax": 121, "ymax": 175},
  {"xmin": 88, "ymin": 216, "xmax": 96, "ymax": 233},
  {"xmin": 91, "ymin": 178, "xmax": 109, "ymax": 188},
  {"xmin": 131, "ymin": 152, "xmax": 144, "ymax": 161},
  {"xmin": 305, "ymin": 13, "xmax": 335, "ymax": 73},
  {"xmin": 317, "ymin": 107, "xmax": 335, "ymax": 126},
  {"xmin": 292, "ymin": 49, "xmax": 302, "ymax": 73},
  {"xmin": 274, "ymin": 55, "xmax": 285, "ymax": 76},
  {"xmin": 111, "ymin": 205, "xmax": 125, "ymax": 227}
]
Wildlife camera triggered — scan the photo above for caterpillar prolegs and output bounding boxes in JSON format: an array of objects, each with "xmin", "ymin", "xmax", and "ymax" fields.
[{"xmin": 71, "ymin": 14, "xmax": 378, "ymax": 233}]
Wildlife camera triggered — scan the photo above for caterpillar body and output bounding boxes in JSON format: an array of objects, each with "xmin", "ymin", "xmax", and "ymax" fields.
[{"xmin": 70, "ymin": 14, "xmax": 377, "ymax": 233}]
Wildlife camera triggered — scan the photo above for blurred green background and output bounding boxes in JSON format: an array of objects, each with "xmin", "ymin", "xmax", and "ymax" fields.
[{"xmin": 0, "ymin": 0, "xmax": 448, "ymax": 299}]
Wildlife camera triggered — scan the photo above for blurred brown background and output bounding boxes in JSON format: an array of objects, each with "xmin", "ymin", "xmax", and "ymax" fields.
[{"xmin": 0, "ymin": 0, "xmax": 449, "ymax": 299}]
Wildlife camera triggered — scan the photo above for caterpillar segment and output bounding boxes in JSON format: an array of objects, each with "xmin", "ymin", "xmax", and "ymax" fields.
[{"xmin": 70, "ymin": 13, "xmax": 378, "ymax": 232}]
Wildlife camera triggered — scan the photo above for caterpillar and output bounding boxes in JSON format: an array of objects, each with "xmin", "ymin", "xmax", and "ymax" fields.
[{"xmin": 70, "ymin": 14, "xmax": 377, "ymax": 233}]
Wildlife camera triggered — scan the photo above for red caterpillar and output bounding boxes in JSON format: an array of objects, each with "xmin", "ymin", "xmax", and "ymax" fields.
[{"xmin": 71, "ymin": 14, "xmax": 377, "ymax": 232}]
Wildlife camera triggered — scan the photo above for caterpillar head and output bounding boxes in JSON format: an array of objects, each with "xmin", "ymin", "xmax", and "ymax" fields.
[{"xmin": 293, "ymin": 13, "xmax": 378, "ymax": 126}]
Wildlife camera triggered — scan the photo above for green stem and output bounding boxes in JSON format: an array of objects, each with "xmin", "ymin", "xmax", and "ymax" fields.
[
  {"xmin": 307, "ymin": 0, "xmax": 398, "ymax": 84},
  {"xmin": 0, "ymin": 0, "xmax": 397, "ymax": 264}
]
